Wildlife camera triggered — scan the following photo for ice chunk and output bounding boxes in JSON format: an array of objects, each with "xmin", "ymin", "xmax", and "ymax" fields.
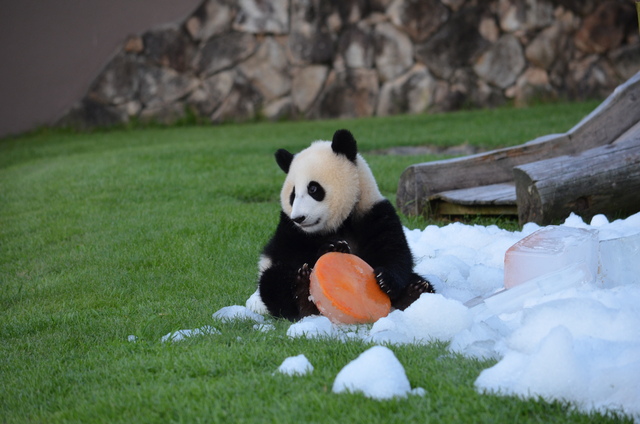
[
  {"xmin": 332, "ymin": 346, "xmax": 413, "ymax": 400},
  {"xmin": 369, "ymin": 310, "xmax": 412, "ymax": 345},
  {"xmin": 599, "ymin": 232, "xmax": 640, "ymax": 288},
  {"xmin": 277, "ymin": 354, "xmax": 314, "ymax": 376},
  {"xmin": 563, "ymin": 212, "xmax": 591, "ymax": 229},
  {"xmin": 476, "ymin": 326, "xmax": 588, "ymax": 402},
  {"xmin": 449, "ymin": 313, "xmax": 514, "ymax": 360},
  {"xmin": 590, "ymin": 214, "xmax": 609, "ymax": 227},
  {"xmin": 480, "ymin": 262, "xmax": 594, "ymax": 317},
  {"xmin": 369, "ymin": 294, "xmax": 472, "ymax": 344},
  {"xmin": 160, "ymin": 325, "xmax": 220, "ymax": 343},
  {"xmin": 508, "ymin": 297, "xmax": 629, "ymax": 353},
  {"xmin": 402, "ymin": 294, "xmax": 472, "ymax": 342},
  {"xmin": 245, "ymin": 289, "xmax": 269, "ymax": 315},
  {"xmin": 504, "ymin": 226, "xmax": 598, "ymax": 289},
  {"xmin": 410, "ymin": 387, "xmax": 427, "ymax": 397},
  {"xmin": 286, "ymin": 315, "xmax": 334, "ymax": 339},
  {"xmin": 253, "ymin": 323, "xmax": 275, "ymax": 332},
  {"xmin": 213, "ymin": 305, "xmax": 265, "ymax": 323}
]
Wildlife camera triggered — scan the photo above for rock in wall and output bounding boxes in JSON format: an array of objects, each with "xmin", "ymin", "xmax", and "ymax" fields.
[{"xmin": 60, "ymin": 0, "xmax": 640, "ymax": 128}]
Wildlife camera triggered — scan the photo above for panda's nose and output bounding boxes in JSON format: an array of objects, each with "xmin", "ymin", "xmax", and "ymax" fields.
[{"xmin": 292, "ymin": 215, "xmax": 306, "ymax": 224}]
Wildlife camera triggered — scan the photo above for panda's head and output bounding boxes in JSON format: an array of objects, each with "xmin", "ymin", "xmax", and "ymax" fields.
[{"xmin": 275, "ymin": 129, "xmax": 380, "ymax": 234}]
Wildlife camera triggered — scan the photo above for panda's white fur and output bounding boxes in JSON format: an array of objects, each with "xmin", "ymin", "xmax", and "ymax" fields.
[
  {"xmin": 280, "ymin": 141, "xmax": 384, "ymax": 234},
  {"xmin": 256, "ymin": 129, "xmax": 434, "ymax": 320}
]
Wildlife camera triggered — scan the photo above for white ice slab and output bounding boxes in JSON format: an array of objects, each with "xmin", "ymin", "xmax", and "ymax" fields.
[
  {"xmin": 504, "ymin": 226, "xmax": 598, "ymax": 289},
  {"xmin": 598, "ymin": 232, "xmax": 640, "ymax": 288},
  {"xmin": 478, "ymin": 262, "xmax": 594, "ymax": 318}
]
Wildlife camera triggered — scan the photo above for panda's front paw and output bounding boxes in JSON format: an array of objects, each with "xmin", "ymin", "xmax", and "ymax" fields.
[
  {"xmin": 374, "ymin": 268, "xmax": 395, "ymax": 297},
  {"xmin": 333, "ymin": 240, "xmax": 351, "ymax": 254},
  {"xmin": 391, "ymin": 276, "xmax": 436, "ymax": 310},
  {"xmin": 401, "ymin": 278, "xmax": 434, "ymax": 303},
  {"xmin": 296, "ymin": 263, "xmax": 312, "ymax": 285},
  {"xmin": 318, "ymin": 240, "xmax": 351, "ymax": 256}
]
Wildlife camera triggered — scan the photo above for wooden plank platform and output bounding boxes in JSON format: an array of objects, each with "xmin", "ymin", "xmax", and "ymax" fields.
[{"xmin": 428, "ymin": 183, "xmax": 517, "ymax": 216}]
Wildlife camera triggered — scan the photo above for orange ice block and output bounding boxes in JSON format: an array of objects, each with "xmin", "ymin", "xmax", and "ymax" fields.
[{"xmin": 310, "ymin": 252, "xmax": 391, "ymax": 324}]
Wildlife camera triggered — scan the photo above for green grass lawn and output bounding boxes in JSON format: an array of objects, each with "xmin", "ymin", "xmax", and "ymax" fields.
[{"xmin": 1, "ymin": 101, "xmax": 631, "ymax": 423}]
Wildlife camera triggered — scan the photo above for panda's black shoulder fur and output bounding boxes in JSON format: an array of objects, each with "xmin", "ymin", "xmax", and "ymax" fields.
[{"xmin": 258, "ymin": 198, "xmax": 434, "ymax": 321}]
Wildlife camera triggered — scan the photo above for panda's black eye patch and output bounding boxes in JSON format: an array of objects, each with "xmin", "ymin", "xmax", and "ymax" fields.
[
  {"xmin": 289, "ymin": 187, "xmax": 295, "ymax": 206},
  {"xmin": 308, "ymin": 181, "xmax": 325, "ymax": 201}
]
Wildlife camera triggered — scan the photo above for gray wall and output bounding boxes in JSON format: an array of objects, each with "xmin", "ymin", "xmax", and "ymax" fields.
[
  {"xmin": 0, "ymin": 0, "xmax": 200, "ymax": 138},
  {"xmin": 48, "ymin": 0, "xmax": 640, "ymax": 131}
]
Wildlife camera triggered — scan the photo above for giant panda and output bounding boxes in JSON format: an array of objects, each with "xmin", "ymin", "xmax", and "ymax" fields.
[{"xmin": 256, "ymin": 129, "xmax": 434, "ymax": 321}]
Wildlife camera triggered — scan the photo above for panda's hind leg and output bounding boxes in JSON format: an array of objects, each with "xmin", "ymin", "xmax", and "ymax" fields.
[
  {"xmin": 295, "ymin": 263, "xmax": 320, "ymax": 318},
  {"xmin": 390, "ymin": 273, "xmax": 435, "ymax": 311},
  {"xmin": 258, "ymin": 263, "xmax": 319, "ymax": 321}
]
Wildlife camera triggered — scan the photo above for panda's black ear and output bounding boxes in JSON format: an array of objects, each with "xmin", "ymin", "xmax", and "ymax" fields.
[
  {"xmin": 331, "ymin": 129, "xmax": 358, "ymax": 163},
  {"xmin": 275, "ymin": 149, "xmax": 294, "ymax": 174}
]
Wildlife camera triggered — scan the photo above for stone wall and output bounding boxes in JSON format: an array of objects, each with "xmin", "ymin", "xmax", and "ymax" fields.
[{"xmin": 60, "ymin": 0, "xmax": 640, "ymax": 128}]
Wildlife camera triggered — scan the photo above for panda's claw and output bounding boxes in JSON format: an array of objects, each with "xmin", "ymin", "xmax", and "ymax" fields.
[
  {"xmin": 391, "ymin": 276, "xmax": 436, "ymax": 310},
  {"xmin": 403, "ymin": 280, "xmax": 432, "ymax": 300},
  {"xmin": 375, "ymin": 271, "xmax": 392, "ymax": 295},
  {"xmin": 334, "ymin": 240, "xmax": 351, "ymax": 254},
  {"xmin": 296, "ymin": 263, "xmax": 312, "ymax": 284},
  {"xmin": 412, "ymin": 278, "xmax": 435, "ymax": 294},
  {"xmin": 318, "ymin": 240, "xmax": 350, "ymax": 256}
]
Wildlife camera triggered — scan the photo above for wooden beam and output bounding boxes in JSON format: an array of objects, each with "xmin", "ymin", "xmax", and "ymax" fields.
[{"xmin": 514, "ymin": 127, "xmax": 640, "ymax": 225}]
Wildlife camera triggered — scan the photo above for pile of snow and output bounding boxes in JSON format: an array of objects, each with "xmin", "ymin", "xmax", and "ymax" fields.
[
  {"xmin": 160, "ymin": 325, "xmax": 220, "ymax": 343},
  {"xmin": 277, "ymin": 354, "xmax": 314, "ymax": 376},
  {"xmin": 213, "ymin": 305, "xmax": 265, "ymax": 323},
  {"xmin": 333, "ymin": 346, "xmax": 425, "ymax": 399},
  {"xmin": 286, "ymin": 315, "xmax": 335, "ymax": 339},
  {"xmin": 404, "ymin": 212, "xmax": 640, "ymax": 419},
  {"xmin": 369, "ymin": 294, "xmax": 472, "ymax": 345}
]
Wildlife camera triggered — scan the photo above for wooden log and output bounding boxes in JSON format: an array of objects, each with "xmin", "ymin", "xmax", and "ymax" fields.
[
  {"xmin": 397, "ymin": 71, "xmax": 640, "ymax": 217},
  {"xmin": 514, "ymin": 133, "xmax": 640, "ymax": 225}
]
